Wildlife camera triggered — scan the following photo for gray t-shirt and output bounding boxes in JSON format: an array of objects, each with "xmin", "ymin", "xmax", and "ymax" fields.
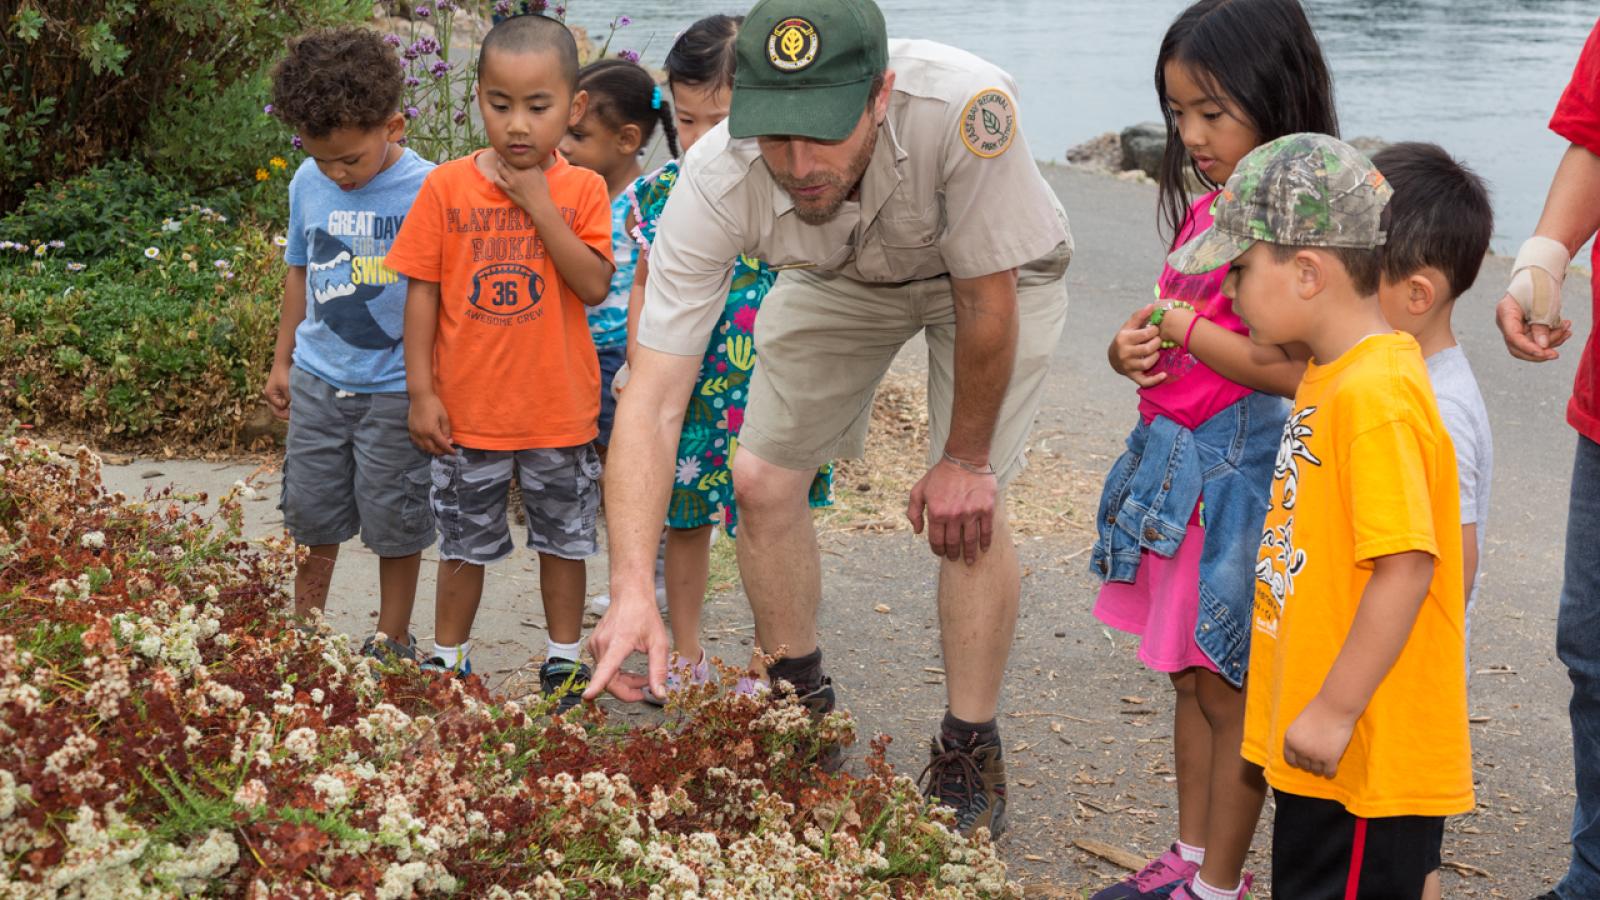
[{"xmin": 1427, "ymin": 346, "xmax": 1493, "ymax": 637}]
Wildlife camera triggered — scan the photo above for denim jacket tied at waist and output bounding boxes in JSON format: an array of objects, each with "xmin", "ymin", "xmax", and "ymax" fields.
[{"xmin": 1090, "ymin": 391, "xmax": 1288, "ymax": 686}]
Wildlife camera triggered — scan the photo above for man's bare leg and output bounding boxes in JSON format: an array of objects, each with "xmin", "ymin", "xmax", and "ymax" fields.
[
  {"xmin": 730, "ymin": 449, "xmax": 823, "ymax": 667},
  {"xmin": 938, "ymin": 500, "xmax": 1019, "ymax": 723}
]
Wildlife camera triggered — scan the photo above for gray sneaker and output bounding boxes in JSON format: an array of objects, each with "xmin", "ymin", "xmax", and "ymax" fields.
[{"xmin": 360, "ymin": 632, "xmax": 418, "ymax": 664}]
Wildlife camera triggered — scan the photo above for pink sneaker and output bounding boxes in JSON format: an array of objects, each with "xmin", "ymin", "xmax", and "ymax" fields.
[
  {"xmin": 1089, "ymin": 844, "xmax": 1200, "ymax": 899},
  {"xmin": 1169, "ymin": 872, "xmax": 1255, "ymax": 900}
]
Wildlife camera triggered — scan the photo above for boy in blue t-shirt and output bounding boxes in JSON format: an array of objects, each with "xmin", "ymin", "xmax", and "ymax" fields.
[{"xmin": 264, "ymin": 26, "xmax": 436, "ymax": 659}]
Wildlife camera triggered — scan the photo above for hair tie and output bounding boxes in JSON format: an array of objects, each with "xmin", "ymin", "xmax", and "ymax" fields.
[{"xmin": 651, "ymin": 85, "xmax": 662, "ymax": 110}]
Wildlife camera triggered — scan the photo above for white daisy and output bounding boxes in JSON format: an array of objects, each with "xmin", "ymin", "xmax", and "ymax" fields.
[{"xmin": 143, "ymin": 247, "xmax": 160, "ymax": 259}]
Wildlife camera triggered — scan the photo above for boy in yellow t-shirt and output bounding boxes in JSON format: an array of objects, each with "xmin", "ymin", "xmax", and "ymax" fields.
[{"xmin": 1168, "ymin": 133, "xmax": 1471, "ymax": 896}]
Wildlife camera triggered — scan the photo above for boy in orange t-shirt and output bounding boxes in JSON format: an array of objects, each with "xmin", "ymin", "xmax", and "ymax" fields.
[
  {"xmin": 1168, "ymin": 134, "xmax": 1471, "ymax": 896},
  {"xmin": 385, "ymin": 14, "xmax": 614, "ymax": 707}
]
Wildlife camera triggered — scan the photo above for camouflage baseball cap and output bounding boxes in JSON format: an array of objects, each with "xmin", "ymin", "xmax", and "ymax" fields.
[{"xmin": 1167, "ymin": 132, "xmax": 1393, "ymax": 275}]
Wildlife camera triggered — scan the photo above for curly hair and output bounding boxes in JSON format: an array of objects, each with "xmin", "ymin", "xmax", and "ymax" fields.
[{"xmin": 271, "ymin": 27, "xmax": 404, "ymax": 138}]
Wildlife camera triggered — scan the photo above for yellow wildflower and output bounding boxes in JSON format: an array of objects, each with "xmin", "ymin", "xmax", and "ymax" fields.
[
  {"xmin": 270, "ymin": 156, "xmax": 288, "ymax": 170},
  {"xmin": 255, "ymin": 168, "xmax": 270, "ymax": 182}
]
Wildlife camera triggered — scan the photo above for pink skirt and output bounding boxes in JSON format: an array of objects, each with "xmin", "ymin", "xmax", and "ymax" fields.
[{"xmin": 1093, "ymin": 524, "xmax": 1218, "ymax": 674}]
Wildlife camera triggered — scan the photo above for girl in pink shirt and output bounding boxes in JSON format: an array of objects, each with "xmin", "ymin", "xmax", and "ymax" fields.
[{"xmin": 1090, "ymin": 1, "xmax": 1335, "ymax": 898}]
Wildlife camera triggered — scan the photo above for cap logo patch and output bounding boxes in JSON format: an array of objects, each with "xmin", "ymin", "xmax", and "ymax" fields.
[
  {"xmin": 960, "ymin": 88, "xmax": 1016, "ymax": 158},
  {"xmin": 767, "ymin": 17, "xmax": 819, "ymax": 73}
]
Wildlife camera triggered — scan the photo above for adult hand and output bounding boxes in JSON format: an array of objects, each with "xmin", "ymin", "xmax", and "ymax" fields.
[
  {"xmin": 583, "ymin": 593, "xmax": 669, "ymax": 702},
  {"xmin": 1282, "ymin": 695, "xmax": 1357, "ymax": 779},
  {"xmin": 906, "ymin": 457, "xmax": 998, "ymax": 564},
  {"xmin": 491, "ymin": 154, "xmax": 553, "ymax": 217},
  {"xmin": 1108, "ymin": 304, "xmax": 1167, "ymax": 388},
  {"xmin": 264, "ymin": 361, "xmax": 291, "ymax": 421},
  {"xmin": 1495, "ymin": 293, "xmax": 1574, "ymax": 363},
  {"xmin": 407, "ymin": 392, "xmax": 453, "ymax": 456}
]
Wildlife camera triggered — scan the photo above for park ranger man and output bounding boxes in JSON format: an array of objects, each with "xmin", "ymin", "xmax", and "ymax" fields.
[{"xmin": 585, "ymin": 0, "xmax": 1071, "ymax": 836}]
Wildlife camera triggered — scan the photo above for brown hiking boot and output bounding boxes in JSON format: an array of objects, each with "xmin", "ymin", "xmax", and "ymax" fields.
[{"xmin": 919, "ymin": 735, "xmax": 1008, "ymax": 838}]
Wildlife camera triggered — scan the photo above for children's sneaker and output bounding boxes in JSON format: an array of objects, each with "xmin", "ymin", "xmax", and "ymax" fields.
[
  {"xmin": 919, "ymin": 734, "xmax": 1008, "ymax": 838},
  {"xmin": 1089, "ymin": 845, "xmax": 1201, "ymax": 899},
  {"xmin": 360, "ymin": 632, "xmax": 418, "ymax": 664},
  {"xmin": 642, "ymin": 652, "xmax": 713, "ymax": 706},
  {"xmin": 419, "ymin": 653, "xmax": 473, "ymax": 678},
  {"xmin": 1169, "ymin": 872, "xmax": 1254, "ymax": 900},
  {"xmin": 539, "ymin": 657, "xmax": 592, "ymax": 712}
]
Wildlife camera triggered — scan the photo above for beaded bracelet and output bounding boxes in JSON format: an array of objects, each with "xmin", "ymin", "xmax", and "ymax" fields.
[{"xmin": 1147, "ymin": 299, "xmax": 1196, "ymax": 349}]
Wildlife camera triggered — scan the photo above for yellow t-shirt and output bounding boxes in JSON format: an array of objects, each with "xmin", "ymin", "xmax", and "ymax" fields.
[{"xmin": 1242, "ymin": 332, "xmax": 1472, "ymax": 818}]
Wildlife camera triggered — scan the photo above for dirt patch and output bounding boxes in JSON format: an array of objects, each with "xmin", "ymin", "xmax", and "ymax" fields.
[{"xmin": 817, "ymin": 369, "xmax": 1101, "ymax": 543}]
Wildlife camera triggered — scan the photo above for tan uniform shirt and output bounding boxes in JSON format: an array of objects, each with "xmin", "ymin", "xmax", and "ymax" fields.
[{"xmin": 638, "ymin": 38, "xmax": 1071, "ymax": 356}]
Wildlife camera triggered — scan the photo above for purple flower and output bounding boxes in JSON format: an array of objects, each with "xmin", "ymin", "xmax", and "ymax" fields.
[
  {"xmin": 429, "ymin": 60, "xmax": 452, "ymax": 78},
  {"xmin": 404, "ymin": 76, "xmax": 421, "ymax": 87},
  {"xmin": 384, "ymin": 33, "xmax": 403, "ymax": 47},
  {"xmin": 291, "ymin": 134, "xmax": 303, "ymax": 149},
  {"xmin": 618, "ymin": 49, "xmax": 640, "ymax": 63},
  {"xmin": 437, "ymin": 0, "xmax": 457, "ymax": 10},
  {"xmin": 263, "ymin": 103, "xmax": 274, "ymax": 115},
  {"xmin": 403, "ymin": 46, "xmax": 418, "ymax": 60},
  {"xmin": 494, "ymin": 0, "xmax": 511, "ymax": 12},
  {"xmin": 454, "ymin": 110, "xmax": 468, "ymax": 124},
  {"xmin": 553, "ymin": 5, "xmax": 565, "ymax": 16},
  {"xmin": 417, "ymin": 37, "xmax": 439, "ymax": 55},
  {"xmin": 414, "ymin": 3, "xmax": 431, "ymax": 17},
  {"xmin": 405, "ymin": 106, "xmax": 420, "ymax": 119},
  {"xmin": 613, "ymin": 15, "xmax": 631, "ymax": 27}
]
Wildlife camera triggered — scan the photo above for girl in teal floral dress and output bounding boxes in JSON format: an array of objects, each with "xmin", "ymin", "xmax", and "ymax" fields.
[{"xmin": 626, "ymin": 14, "xmax": 832, "ymax": 701}]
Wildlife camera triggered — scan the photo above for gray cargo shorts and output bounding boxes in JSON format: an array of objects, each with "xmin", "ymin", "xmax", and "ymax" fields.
[
  {"xmin": 431, "ymin": 444, "xmax": 601, "ymax": 564},
  {"xmin": 279, "ymin": 366, "xmax": 436, "ymax": 556}
]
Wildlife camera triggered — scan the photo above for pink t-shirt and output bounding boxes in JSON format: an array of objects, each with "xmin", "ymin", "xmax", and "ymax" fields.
[{"xmin": 1137, "ymin": 191, "xmax": 1253, "ymax": 430}]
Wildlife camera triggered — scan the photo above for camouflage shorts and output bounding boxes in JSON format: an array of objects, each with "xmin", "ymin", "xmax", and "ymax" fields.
[{"xmin": 430, "ymin": 445, "xmax": 601, "ymax": 564}]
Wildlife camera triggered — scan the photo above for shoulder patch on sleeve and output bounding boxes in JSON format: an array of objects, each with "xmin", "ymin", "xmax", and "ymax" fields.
[{"xmin": 959, "ymin": 88, "xmax": 1017, "ymax": 158}]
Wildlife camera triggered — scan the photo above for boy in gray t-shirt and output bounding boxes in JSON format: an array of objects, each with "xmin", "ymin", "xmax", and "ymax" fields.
[
  {"xmin": 1372, "ymin": 140, "xmax": 1497, "ymax": 900},
  {"xmin": 1373, "ymin": 143, "xmax": 1496, "ymax": 654}
]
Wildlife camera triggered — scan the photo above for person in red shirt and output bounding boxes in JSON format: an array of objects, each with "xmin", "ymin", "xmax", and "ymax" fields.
[{"xmin": 1494, "ymin": 16, "xmax": 1600, "ymax": 900}]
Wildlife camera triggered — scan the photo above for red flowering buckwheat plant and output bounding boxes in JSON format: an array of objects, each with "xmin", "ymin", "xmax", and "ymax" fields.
[{"xmin": 0, "ymin": 435, "xmax": 1020, "ymax": 898}]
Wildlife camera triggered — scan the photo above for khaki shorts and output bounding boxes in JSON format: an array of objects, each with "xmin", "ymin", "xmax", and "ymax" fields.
[{"xmin": 739, "ymin": 241, "xmax": 1070, "ymax": 483}]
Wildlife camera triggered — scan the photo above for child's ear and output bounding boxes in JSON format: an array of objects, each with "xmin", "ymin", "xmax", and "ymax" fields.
[
  {"xmin": 569, "ymin": 89, "xmax": 589, "ymax": 127},
  {"xmin": 385, "ymin": 111, "xmax": 407, "ymax": 144},
  {"xmin": 1405, "ymin": 272, "xmax": 1438, "ymax": 315},
  {"xmin": 617, "ymin": 122, "xmax": 643, "ymax": 155},
  {"xmin": 1295, "ymin": 249, "xmax": 1326, "ymax": 299}
]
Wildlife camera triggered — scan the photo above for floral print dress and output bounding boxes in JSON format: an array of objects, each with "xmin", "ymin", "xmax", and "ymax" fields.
[{"xmin": 629, "ymin": 161, "xmax": 832, "ymax": 533}]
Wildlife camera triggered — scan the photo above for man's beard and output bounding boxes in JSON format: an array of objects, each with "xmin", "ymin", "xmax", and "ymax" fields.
[{"xmin": 770, "ymin": 126, "xmax": 879, "ymax": 226}]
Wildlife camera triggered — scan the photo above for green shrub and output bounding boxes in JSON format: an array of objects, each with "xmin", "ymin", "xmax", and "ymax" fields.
[
  {"xmin": 0, "ymin": 205, "xmax": 282, "ymax": 447},
  {"xmin": 0, "ymin": 158, "xmax": 291, "ymax": 261},
  {"xmin": 0, "ymin": 0, "xmax": 368, "ymax": 208}
]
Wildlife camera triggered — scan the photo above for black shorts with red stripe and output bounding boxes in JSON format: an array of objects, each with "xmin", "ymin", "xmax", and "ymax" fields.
[{"xmin": 1271, "ymin": 789, "xmax": 1445, "ymax": 899}]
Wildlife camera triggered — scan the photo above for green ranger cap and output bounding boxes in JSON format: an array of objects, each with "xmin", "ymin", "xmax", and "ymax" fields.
[
  {"xmin": 1167, "ymin": 132, "xmax": 1393, "ymax": 275},
  {"xmin": 727, "ymin": 0, "xmax": 889, "ymax": 142}
]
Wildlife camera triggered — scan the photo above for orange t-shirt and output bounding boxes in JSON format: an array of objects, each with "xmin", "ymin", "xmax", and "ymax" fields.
[
  {"xmin": 1242, "ymin": 332, "xmax": 1472, "ymax": 818},
  {"xmin": 385, "ymin": 150, "xmax": 610, "ymax": 449}
]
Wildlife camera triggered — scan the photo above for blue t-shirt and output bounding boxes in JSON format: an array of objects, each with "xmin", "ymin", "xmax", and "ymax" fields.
[
  {"xmin": 587, "ymin": 191, "xmax": 637, "ymax": 350},
  {"xmin": 284, "ymin": 149, "xmax": 434, "ymax": 393}
]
